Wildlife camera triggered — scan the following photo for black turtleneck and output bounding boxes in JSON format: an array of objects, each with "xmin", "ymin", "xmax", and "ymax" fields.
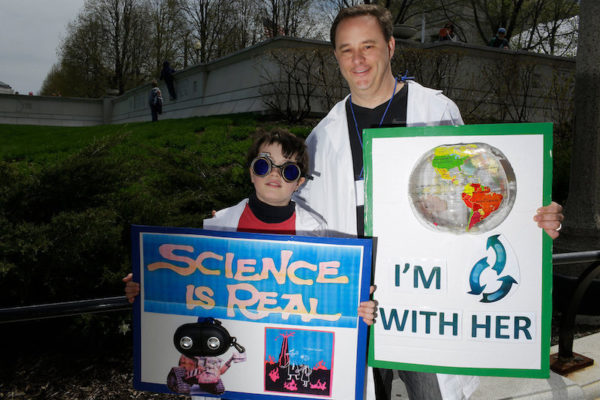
[{"xmin": 248, "ymin": 192, "xmax": 295, "ymax": 223}]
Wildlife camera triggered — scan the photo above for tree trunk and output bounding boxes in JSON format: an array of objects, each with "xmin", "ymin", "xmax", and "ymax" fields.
[{"xmin": 561, "ymin": 0, "xmax": 600, "ymax": 250}]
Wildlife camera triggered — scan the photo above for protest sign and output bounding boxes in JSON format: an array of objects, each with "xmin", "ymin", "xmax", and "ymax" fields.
[
  {"xmin": 131, "ymin": 226, "xmax": 372, "ymax": 398},
  {"xmin": 364, "ymin": 123, "xmax": 553, "ymax": 377}
]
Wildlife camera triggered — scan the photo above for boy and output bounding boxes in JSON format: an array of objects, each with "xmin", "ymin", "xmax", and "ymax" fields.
[{"xmin": 202, "ymin": 128, "xmax": 326, "ymax": 235}]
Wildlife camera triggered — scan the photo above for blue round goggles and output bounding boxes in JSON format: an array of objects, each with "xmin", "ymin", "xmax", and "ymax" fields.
[{"xmin": 250, "ymin": 153, "xmax": 301, "ymax": 183}]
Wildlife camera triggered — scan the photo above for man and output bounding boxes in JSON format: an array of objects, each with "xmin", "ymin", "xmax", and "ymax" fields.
[
  {"xmin": 160, "ymin": 60, "xmax": 177, "ymax": 100},
  {"xmin": 295, "ymin": 4, "xmax": 563, "ymax": 400},
  {"xmin": 488, "ymin": 27, "xmax": 510, "ymax": 49}
]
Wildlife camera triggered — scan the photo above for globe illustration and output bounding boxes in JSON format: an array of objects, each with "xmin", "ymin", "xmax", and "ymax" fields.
[{"xmin": 408, "ymin": 143, "xmax": 516, "ymax": 234}]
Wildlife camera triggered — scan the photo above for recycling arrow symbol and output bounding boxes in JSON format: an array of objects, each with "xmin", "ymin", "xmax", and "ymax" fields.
[{"xmin": 468, "ymin": 234, "xmax": 518, "ymax": 303}]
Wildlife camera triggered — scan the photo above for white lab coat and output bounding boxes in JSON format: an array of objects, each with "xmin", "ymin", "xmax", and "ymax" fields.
[
  {"xmin": 295, "ymin": 81, "xmax": 479, "ymax": 400},
  {"xmin": 203, "ymin": 198, "xmax": 327, "ymax": 236}
]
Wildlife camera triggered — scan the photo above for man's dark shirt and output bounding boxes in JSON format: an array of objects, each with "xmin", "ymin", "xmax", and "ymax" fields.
[{"xmin": 345, "ymin": 82, "xmax": 408, "ymax": 236}]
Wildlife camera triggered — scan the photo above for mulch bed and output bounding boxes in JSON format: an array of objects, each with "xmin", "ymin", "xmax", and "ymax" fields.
[
  {"xmin": 0, "ymin": 317, "xmax": 183, "ymax": 400},
  {"xmin": 1, "ymin": 313, "xmax": 598, "ymax": 399}
]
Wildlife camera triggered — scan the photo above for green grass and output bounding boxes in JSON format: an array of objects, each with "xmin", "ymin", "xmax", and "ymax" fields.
[
  {"xmin": 1, "ymin": 116, "xmax": 240, "ymax": 161},
  {"xmin": 0, "ymin": 114, "xmax": 314, "ymax": 309}
]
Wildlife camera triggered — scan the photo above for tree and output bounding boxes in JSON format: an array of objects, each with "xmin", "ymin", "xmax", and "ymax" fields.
[
  {"xmin": 148, "ymin": 0, "xmax": 187, "ymax": 72},
  {"xmin": 88, "ymin": 0, "xmax": 154, "ymax": 93},
  {"xmin": 183, "ymin": 0, "xmax": 240, "ymax": 63},
  {"xmin": 511, "ymin": 0, "xmax": 578, "ymax": 56},
  {"xmin": 42, "ymin": 11, "xmax": 111, "ymax": 97},
  {"xmin": 261, "ymin": 47, "xmax": 346, "ymax": 122},
  {"xmin": 320, "ymin": 0, "xmax": 434, "ymax": 24},
  {"xmin": 40, "ymin": 64, "xmax": 65, "ymax": 97},
  {"xmin": 42, "ymin": 0, "xmax": 156, "ymax": 97},
  {"xmin": 465, "ymin": 0, "xmax": 578, "ymax": 50},
  {"xmin": 258, "ymin": 0, "xmax": 316, "ymax": 39},
  {"xmin": 228, "ymin": 0, "xmax": 261, "ymax": 51},
  {"xmin": 468, "ymin": 0, "xmax": 528, "ymax": 43}
]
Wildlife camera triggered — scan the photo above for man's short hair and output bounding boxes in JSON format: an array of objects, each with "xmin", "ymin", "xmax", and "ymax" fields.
[
  {"xmin": 247, "ymin": 128, "xmax": 309, "ymax": 178},
  {"xmin": 330, "ymin": 4, "xmax": 393, "ymax": 48}
]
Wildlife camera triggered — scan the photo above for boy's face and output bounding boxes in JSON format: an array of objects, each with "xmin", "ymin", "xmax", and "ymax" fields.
[{"xmin": 250, "ymin": 142, "xmax": 305, "ymax": 207}]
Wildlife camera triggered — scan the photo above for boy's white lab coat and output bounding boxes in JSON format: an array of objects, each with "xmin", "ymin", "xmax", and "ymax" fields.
[{"xmin": 203, "ymin": 197, "xmax": 326, "ymax": 236}]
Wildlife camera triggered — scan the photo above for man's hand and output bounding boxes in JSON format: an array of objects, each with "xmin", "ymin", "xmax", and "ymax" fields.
[{"xmin": 534, "ymin": 201, "xmax": 564, "ymax": 239}]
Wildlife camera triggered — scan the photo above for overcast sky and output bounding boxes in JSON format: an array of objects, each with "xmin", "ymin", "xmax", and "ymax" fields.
[{"xmin": 0, "ymin": 0, "xmax": 85, "ymax": 94}]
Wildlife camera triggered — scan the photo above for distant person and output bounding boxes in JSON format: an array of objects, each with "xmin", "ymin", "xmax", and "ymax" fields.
[
  {"xmin": 148, "ymin": 79, "xmax": 163, "ymax": 122},
  {"xmin": 488, "ymin": 27, "xmax": 509, "ymax": 49},
  {"xmin": 160, "ymin": 60, "xmax": 177, "ymax": 100},
  {"xmin": 438, "ymin": 22, "xmax": 457, "ymax": 41}
]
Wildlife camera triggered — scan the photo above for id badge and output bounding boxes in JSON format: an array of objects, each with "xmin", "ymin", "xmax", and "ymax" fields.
[{"xmin": 355, "ymin": 179, "xmax": 364, "ymax": 207}]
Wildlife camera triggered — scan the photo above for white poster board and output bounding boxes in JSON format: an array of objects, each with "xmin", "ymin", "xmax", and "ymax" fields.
[{"xmin": 364, "ymin": 123, "xmax": 553, "ymax": 378}]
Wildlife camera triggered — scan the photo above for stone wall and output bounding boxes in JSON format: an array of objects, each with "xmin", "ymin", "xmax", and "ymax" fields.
[
  {"xmin": 394, "ymin": 40, "xmax": 575, "ymax": 124},
  {"xmin": 0, "ymin": 94, "xmax": 105, "ymax": 126},
  {"xmin": 0, "ymin": 37, "xmax": 575, "ymax": 127}
]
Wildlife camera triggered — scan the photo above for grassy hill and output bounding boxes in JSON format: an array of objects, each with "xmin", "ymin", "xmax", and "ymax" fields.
[{"xmin": 0, "ymin": 115, "xmax": 314, "ymax": 309}]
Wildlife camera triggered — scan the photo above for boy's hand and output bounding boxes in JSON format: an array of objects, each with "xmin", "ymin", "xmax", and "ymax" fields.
[
  {"xmin": 123, "ymin": 273, "xmax": 140, "ymax": 303},
  {"xmin": 534, "ymin": 201, "xmax": 564, "ymax": 239},
  {"xmin": 358, "ymin": 285, "xmax": 378, "ymax": 325}
]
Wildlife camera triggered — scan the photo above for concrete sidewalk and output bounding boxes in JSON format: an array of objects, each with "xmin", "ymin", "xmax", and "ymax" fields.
[{"xmin": 391, "ymin": 332, "xmax": 600, "ymax": 399}]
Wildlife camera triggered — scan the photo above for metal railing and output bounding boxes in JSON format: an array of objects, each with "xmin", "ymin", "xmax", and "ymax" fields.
[
  {"xmin": 0, "ymin": 296, "xmax": 130, "ymax": 324},
  {"xmin": 1, "ymin": 251, "xmax": 599, "ymax": 374}
]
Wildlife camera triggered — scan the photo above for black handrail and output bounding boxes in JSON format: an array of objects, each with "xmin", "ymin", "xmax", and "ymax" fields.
[
  {"xmin": 0, "ymin": 296, "xmax": 131, "ymax": 324},
  {"xmin": 552, "ymin": 250, "xmax": 600, "ymax": 265}
]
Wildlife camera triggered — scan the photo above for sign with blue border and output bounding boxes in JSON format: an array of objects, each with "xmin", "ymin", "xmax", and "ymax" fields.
[{"xmin": 132, "ymin": 225, "xmax": 372, "ymax": 399}]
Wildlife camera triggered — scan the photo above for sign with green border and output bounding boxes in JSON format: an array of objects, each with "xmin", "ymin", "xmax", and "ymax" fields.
[{"xmin": 364, "ymin": 123, "xmax": 552, "ymax": 378}]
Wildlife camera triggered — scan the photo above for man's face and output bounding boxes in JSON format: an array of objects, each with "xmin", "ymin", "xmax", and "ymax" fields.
[{"xmin": 334, "ymin": 15, "xmax": 395, "ymax": 99}]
